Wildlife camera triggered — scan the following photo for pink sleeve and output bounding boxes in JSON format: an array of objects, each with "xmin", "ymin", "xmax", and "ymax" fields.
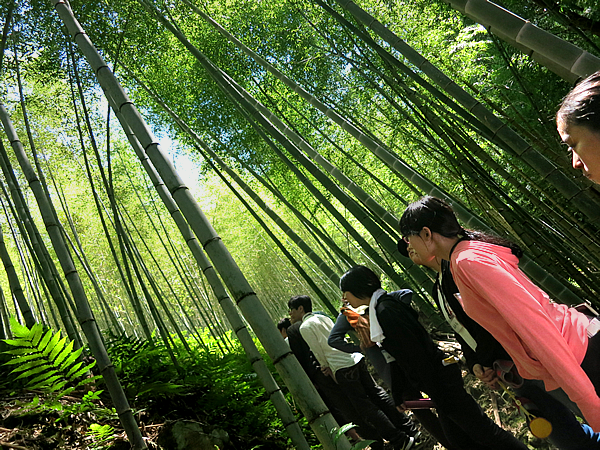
[{"xmin": 454, "ymin": 257, "xmax": 600, "ymax": 431}]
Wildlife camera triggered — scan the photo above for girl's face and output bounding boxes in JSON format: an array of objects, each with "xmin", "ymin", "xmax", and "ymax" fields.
[
  {"xmin": 405, "ymin": 229, "xmax": 437, "ymax": 267},
  {"xmin": 558, "ymin": 122, "xmax": 600, "ymax": 184},
  {"xmin": 342, "ymin": 291, "xmax": 368, "ymax": 308}
]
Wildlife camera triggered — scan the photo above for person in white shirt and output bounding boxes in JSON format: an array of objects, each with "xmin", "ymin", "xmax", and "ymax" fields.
[{"xmin": 288, "ymin": 295, "xmax": 416, "ymax": 450}]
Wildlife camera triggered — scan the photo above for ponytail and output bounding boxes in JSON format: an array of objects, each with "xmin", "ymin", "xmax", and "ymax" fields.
[
  {"xmin": 400, "ymin": 196, "xmax": 523, "ymax": 258},
  {"xmin": 462, "ymin": 229, "xmax": 523, "ymax": 258}
]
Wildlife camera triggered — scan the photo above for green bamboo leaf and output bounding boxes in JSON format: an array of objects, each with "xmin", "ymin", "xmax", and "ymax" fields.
[{"xmin": 53, "ymin": 340, "xmax": 74, "ymax": 368}]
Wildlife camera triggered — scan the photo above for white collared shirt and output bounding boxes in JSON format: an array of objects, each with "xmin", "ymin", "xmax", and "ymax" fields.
[{"xmin": 300, "ymin": 312, "xmax": 363, "ymax": 374}]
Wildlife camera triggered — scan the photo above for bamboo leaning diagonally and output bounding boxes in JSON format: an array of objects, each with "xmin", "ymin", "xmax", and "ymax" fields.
[
  {"xmin": 116, "ymin": 115, "xmax": 311, "ymax": 450},
  {"xmin": 0, "ymin": 101, "xmax": 147, "ymax": 449},
  {"xmin": 153, "ymin": 0, "xmax": 583, "ymax": 308},
  {"xmin": 50, "ymin": 1, "xmax": 348, "ymax": 449}
]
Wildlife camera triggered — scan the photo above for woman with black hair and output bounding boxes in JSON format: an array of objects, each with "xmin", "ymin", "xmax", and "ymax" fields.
[
  {"xmin": 340, "ymin": 265, "xmax": 529, "ymax": 450},
  {"xmin": 398, "ymin": 237, "xmax": 600, "ymax": 448},
  {"xmin": 557, "ymin": 70, "xmax": 600, "ymax": 184},
  {"xmin": 399, "ymin": 196, "xmax": 600, "ymax": 432}
]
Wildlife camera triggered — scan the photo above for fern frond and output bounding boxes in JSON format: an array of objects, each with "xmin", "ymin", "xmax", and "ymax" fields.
[
  {"xmin": 38, "ymin": 329, "xmax": 54, "ymax": 353},
  {"xmin": 65, "ymin": 361, "xmax": 83, "ymax": 379},
  {"xmin": 76, "ymin": 375, "xmax": 102, "ymax": 388},
  {"xmin": 49, "ymin": 336, "xmax": 68, "ymax": 363},
  {"xmin": 3, "ymin": 338, "xmax": 30, "ymax": 348},
  {"xmin": 29, "ymin": 374, "xmax": 63, "ymax": 390},
  {"xmin": 10, "ymin": 358, "xmax": 52, "ymax": 374},
  {"xmin": 4, "ymin": 353, "xmax": 45, "ymax": 364},
  {"xmin": 59, "ymin": 387, "xmax": 76, "ymax": 398},
  {"xmin": 3, "ymin": 347, "xmax": 42, "ymax": 356},
  {"xmin": 2, "ymin": 322, "xmax": 97, "ymax": 396},
  {"xmin": 69, "ymin": 362, "xmax": 96, "ymax": 380},
  {"xmin": 59, "ymin": 347, "xmax": 83, "ymax": 372},
  {"xmin": 42, "ymin": 332, "xmax": 62, "ymax": 358},
  {"xmin": 54, "ymin": 340, "xmax": 74, "ymax": 368},
  {"xmin": 46, "ymin": 379, "xmax": 69, "ymax": 393},
  {"xmin": 31, "ymin": 324, "xmax": 45, "ymax": 347},
  {"xmin": 9, "ymin": 317, "xmax": 30, "ymax": 339}
]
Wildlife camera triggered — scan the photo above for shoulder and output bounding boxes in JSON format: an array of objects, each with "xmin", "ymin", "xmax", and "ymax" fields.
[
  {"xmin": 376, "ymin": 293, "xmax": 413, "ymax": 317},
  {"xmin": 453, "ymin": 240, "xmax": 515, "ymax": 268},
  {"xmin": 301, "ymin": 314, "xmax": 331, "ymax": 331},
  {"xmin": 388, "ymin": 289, "xmax": 413, "ymax": 304},
  {"xmin": 287, "ymin": 322, "xmax": 302, "ymax": 336}
]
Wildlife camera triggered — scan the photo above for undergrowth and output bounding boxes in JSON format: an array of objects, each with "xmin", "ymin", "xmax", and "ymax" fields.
[
  {"xmin": 103, "ymin": 329, "xmax": 301, "ymax": 449},
  {"xmin": 0, "ymin": 324, "xmax": 553, "ymax": 449}
]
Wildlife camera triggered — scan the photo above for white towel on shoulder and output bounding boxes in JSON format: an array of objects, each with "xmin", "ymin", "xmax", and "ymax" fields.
[{"xmin": 369, "ymin": 288, "xmax": 386, "ymax": 344}]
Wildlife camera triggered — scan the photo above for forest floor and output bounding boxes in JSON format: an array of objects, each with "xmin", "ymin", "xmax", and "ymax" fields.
[
  {"xmin": 0, "ymin": 335, "xmax": 558, "ymax": 450},
  {"xmin": 0, "ymin": 372, "xmax": 557, "ymax": 450}
]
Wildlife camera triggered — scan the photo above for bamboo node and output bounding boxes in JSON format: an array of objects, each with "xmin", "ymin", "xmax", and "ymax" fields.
[
  {"xmin": 202, "ymin": 236, "xmax": 221, "ymax": 249},
  {"xmin": 272, "ymin": 350, "xmax": 294, "ymax": 365},
  {"xmin": 235, "ymin": 291, "xmax": 256, "ymax": 305}
]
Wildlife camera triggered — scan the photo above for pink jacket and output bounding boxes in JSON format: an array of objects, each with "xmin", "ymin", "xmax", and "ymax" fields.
[{"xmin": 450, "ymin": 240, "xmax": 600, "ymax": 431}]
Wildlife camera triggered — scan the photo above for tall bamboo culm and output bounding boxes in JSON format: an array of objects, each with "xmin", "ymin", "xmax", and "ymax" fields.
[
  {"xmin": 0, "ymin": 222, "xmax": 35, "ymax": 327},
  {"xmin": 0, "ymin": 102, "xmax": 146, "ymax": 450},
  {"xmin": 50, "ymin": 1, "xmax": 348, "ymax": 448}
]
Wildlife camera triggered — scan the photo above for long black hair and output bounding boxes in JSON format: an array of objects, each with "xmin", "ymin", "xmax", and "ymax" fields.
[
  {"xmin": 339, "ymin": 265, "xmax": 381, "ymax": 300},
  {"xmin": 557, "ymin": 70, "xmax": 600, "ymax": 132},
  {"xmin": 399, "ymin": 196, "xmax": 523, "ymax": 258}
]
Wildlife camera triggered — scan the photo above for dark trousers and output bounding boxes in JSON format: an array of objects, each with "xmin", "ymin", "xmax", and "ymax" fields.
[
  {"xmin": 516, "ymin": 379, "xmax": 600, "ymax": 450},
  {"xmin": 581, "ymin": 330, "xmax": 600, "ymax": 398},
  {"xmin": 411, "ymin": 409, "xmax": 458, "ymax": 450},
  {"xmin": 312, "ymin": 369, "xmax": 356, "ymax": 427},
  {"xmin": 336, "ymin": 359, "xmax": 409, "ymax": 447},
  {"xmin": 431, "ymin": 364, "xmax": 528, "ymax": 450}
]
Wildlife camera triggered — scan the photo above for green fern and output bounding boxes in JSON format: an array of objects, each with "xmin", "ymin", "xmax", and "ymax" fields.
[
  {"xmin": 2, "ymin": 317, "xmax": 100, "ymax": 397},
  {"xmin": 86, "ymin": 423, "xmax": 115, "ymax": 449}
]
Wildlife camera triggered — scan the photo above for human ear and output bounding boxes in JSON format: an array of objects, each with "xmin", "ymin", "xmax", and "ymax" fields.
[{"xmin": 421, "ymin": 227, "xmax": 432, "ymax": 241}]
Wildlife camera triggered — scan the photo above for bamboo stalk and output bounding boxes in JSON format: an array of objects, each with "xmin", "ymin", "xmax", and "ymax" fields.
[{"xmin": 0, "ymin": 102, "xmax": 146, "ymax": 450}]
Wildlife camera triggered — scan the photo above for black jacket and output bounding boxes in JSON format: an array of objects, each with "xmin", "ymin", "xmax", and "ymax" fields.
[
  {"xmin": 376, "ymin": 292, "xmax": 450, "ymax": 400},
  {"xmin": 433, "ymin": 260, "xmax": 509, "ymax": 372}
]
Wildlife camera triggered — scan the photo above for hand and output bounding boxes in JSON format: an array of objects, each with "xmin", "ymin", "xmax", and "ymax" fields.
[
  {"xmin": 321, "ymin": 366, "xmax": 333, "ymax": 377},
  {"xmin": 473, "ymin": 364, "xmax": 499, "ymax": 389}
]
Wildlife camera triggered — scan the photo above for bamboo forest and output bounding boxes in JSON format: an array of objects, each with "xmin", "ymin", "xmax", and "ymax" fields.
[{"xmin": 0, "ymin": 0, "xmax": 599, "ymax": 449}]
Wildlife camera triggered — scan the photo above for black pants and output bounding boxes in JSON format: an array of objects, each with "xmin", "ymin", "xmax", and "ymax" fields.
[
  {"xmin": 312, "ymin": 369, "xmax": 357, "ymax": 427},
  {"xmin": 581, "ymin": 330, "xmax": 600, "ymax": 397},
  {"xmin": 431, "ymin": 364, "xmax": 528, "ymax": 450},
  {"xmin": 336, "ymin": 359, "xmax": 409, "ymax": 447}
]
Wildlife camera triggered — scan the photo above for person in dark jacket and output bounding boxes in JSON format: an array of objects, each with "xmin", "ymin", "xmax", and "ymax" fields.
[
  {"xmin": 340, "ymin": 265, "xmax": 529, "ymax": 450},
  {"xmin": 328, "ymin": 293, "xmax": 456, "ymax": 449}
]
